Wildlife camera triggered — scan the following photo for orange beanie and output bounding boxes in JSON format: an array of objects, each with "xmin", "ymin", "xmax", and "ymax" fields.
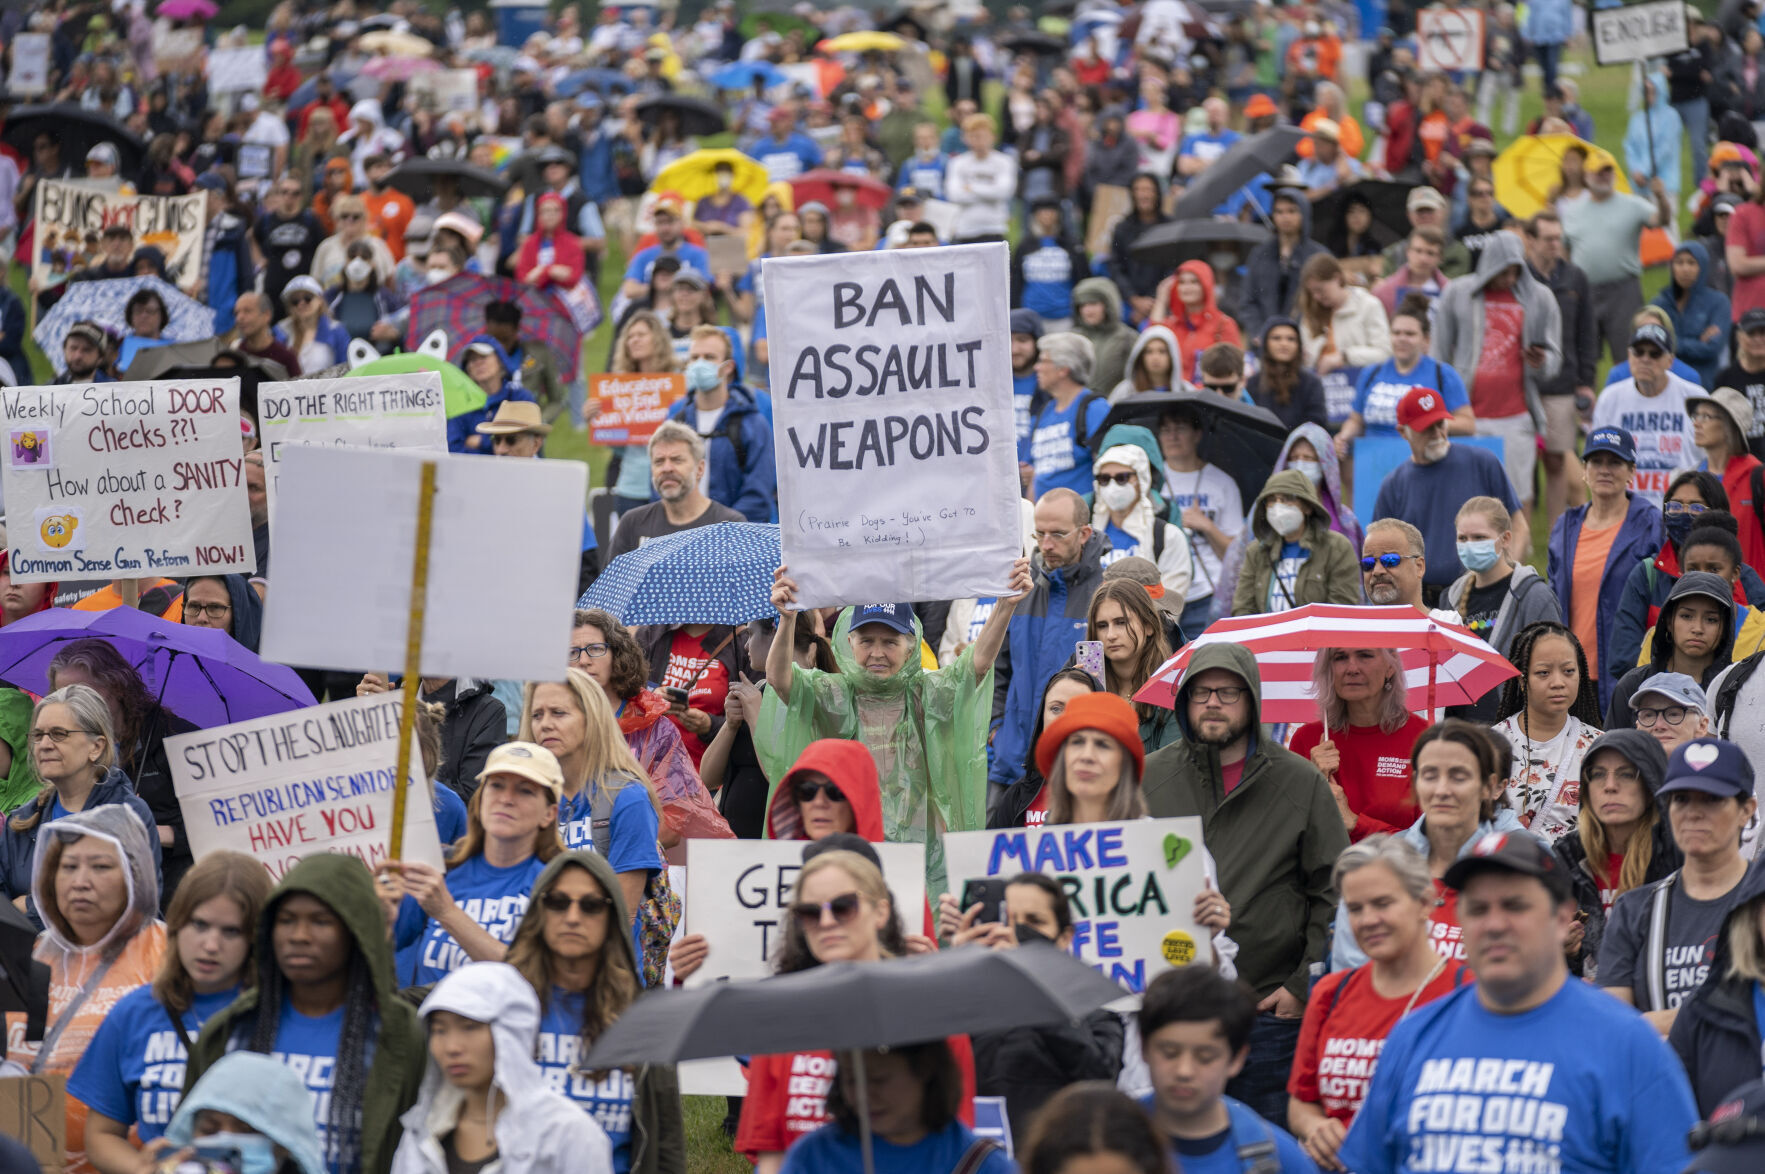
[{"xmin": 1035, "ymin": 691, "xmax": 1147, "ymax": 779}]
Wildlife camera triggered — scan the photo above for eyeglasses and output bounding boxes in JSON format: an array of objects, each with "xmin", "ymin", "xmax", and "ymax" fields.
[
  {"xmin": 540, "ymin": 891, "xmax": 615, "ymax": 917},
  {"xmin": 794, "ymin": 780, "xmax": 847, "ymax": 805},
  {"xmin": 790, "ymin": 892, "xmax": 863, "ymax": 928},
  {"xmin": 1033, "ymin": 528, "xmax": 1078, "ymax": 542},
  {"xmin": 1692, "ymin": 409, "xmax": 1728, "ymax": 424},
  {"xmin": 337, "ymin": 212, "xmax": 364, "ymax": 221},
  {"xmin": 569, "ymin": 642, "xmax": 609, "ymax": 661},
  {"xmin": 30, "ymin": 727, "xmax": 81, "ymax": 744},
  {"xmin": 1629, "ymin": 346, "xmax": 1666, "ymax": 359},
  {"xmin": 1634, "ymin": 705, "xmax": 1691, "ymax": 727},
  {"xmin": 1664, "ymin": 501, "xmax": 1709, "ymax": 517},
  {"xmin": 1202, "ymin": 380, "xmax": 1241, "ymax": 394},
  {"xmin": 1094, "ymin": 472, "xmax": 1136, "ymax": 486},
  {"xmin": 1360, "ymin": 553, "xmax": 1417, "ymax": 571},
  {"xmin": 1469, "ymin": 188, "xmax": 1495, "ymax": 198},
  {"xmin": 286, "ymin": 294, "xmax": 315, "ymax": 307},
  {"xmin": 1189, "ymin": 685, "xmax": 1247, "ymax": 704},
  {"xmin": 184, "ymin": 602, "xmax": 233, "ymax": 619}
]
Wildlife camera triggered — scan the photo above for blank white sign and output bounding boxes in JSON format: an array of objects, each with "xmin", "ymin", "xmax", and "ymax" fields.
[{"xmin": 261, "ymin": 445, "xmax": 585, "ymax": 682}]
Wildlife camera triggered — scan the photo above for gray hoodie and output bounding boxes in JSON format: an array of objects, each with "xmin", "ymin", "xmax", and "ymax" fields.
[
  {"xmin": 1431, "ymin": 231, "xmax": 1562, "ymax": 432},
  {"xmin": 1072, "ymin": 277, "xmax": 1139, "ymax": 394}
]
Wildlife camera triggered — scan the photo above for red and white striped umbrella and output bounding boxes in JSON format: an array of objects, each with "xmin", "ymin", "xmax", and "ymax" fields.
[{"xmin": 1133, "ymin": 604, "xmax": 1520, "ymax": 722}]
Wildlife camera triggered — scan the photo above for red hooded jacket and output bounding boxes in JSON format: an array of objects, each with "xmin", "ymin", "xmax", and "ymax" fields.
[
  {"xmin": 764, "ymin": 738, "xmax": 885, "ymax": 841},
  {"xmin": 1156, "ymin": 259, "xmax": 1243, "ymax": 383}
]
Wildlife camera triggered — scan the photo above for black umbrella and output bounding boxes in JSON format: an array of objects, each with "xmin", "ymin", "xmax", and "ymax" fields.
[
  {"xmin": 635, "ymin": 94, "xmax": 727, "ymax": 138},
  {"xmin": 1126, "ymin": 219, "xmax": 1269, "ymax": 269},
  {"xmin": 1100, "ymin": 391, "xmax": 1288, "ymax": 507},
  {"xmin": 1310, "ymin": 179, "xmax": 1419, "ymax": 252},
  {"xmin": 2, "ymin": 104, "xmax": 147, "ymax": 175},
  {"xmin": 1000, "ymin": 29, "xmax": 1068, "ymax": 55},
  {"xmin": 0, "ymin": 899, "xmax": 48, "ymax": 1041},
  {"xmin": 384, "ymin": 157, "xmax": 510, "ymax": 203},
  {"xmin": 1171, "ymin": 125, "xmax": 1307, "ymax": 220}
]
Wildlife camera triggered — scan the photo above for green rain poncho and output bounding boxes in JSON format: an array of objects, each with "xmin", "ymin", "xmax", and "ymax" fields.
[
  {"xmin": 755, "ymin": 607, "xmax": 992, "ymax": 896},
  {"xmin": 0, "ymin": 688, "xmax": 40, "ymax": 814}
]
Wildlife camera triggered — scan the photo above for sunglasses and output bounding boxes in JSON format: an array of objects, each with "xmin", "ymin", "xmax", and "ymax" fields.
[
  {"xmin": 1203, "ymin": 380, "xmax": 1240, "ymax": 393},
  {"xmin": 790, "ymin": 892, "xmax": 863, "ymax": 928},
  {"xmin": 1629, "ymin": 346, "xmax": 1665, "ymax": 359},
  {"xmin": 337, "ymin": 212, "xmax": 365, "ymax": 221},
  {"xmin": 540, "ymin": 891, "xmax": 614, "ymax": 917},
  {"xmin": 795, "ymin": 779, "xmax": 847, "ymax": 804},
  {"xmin": 1360, "ymin": 553, "xmax": 1415, "ymax": 571},
  {"xmin": 1094, "ymin": 471, "xmax": 1136, "ymax": 486},
  {"xmin": 286, "ymin": 294, "xmax": 315, "ymax": 306}
]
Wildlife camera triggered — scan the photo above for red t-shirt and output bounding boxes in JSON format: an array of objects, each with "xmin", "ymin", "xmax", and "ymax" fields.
[
  {"xmin": 1221, "ymin": 758, "xmax": 1246, "ymax": 794},
  {"xmin": 1426, "ymin": 881, "xmax": 1466, "ymax": 962},
  {"xmin": 1730, "ymin": 202, "xmax": 1765, "ymax": 319},
  {"xmin": 1022, "ymin": 786, "xmax": 1049, "ymax": 827},
  {"xmin": 1471, "ymin": 288, "xmax": 1527, "ymax": 419},
  {"xmin": 1288, "ymin": 718, "xmax": 1426, "ymax": 840},
  {"xmin": 660, "ymin": 630, "xmax": 729, "ymax": 765},
  {"xmin": 735, "ymin": 1037, "xmax": 977, "ymax": 1158},
  {"xmin": 1602, "ymin": 851, "xmax": 1627, "ymax": 913},
  {"xmin": 1288, "ymin": 959, "xmax": 1469, "ymax": 1124}
]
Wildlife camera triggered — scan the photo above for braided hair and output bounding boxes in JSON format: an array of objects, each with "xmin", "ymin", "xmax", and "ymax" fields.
[
  {"xmin": 245, "ymin": 937, "xmax": 378, "ymax": 1172},
  {"xmin": 1494, "ymin": 621, "xmax": 1602, "ymax": 731}
]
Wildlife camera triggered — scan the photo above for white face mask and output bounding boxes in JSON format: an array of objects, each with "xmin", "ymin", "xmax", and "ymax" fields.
[
  {"xmin": 1098, "ymin": 481, "xmax": 1138, "ymax": 512},
  {"xmin": 344, "ymin": 257, "xmax": 372, "ymax": 284},
  {"xmin": 1288, "ymin": 458, "xmax": 1324, "ymax": 486},
  {"xmin": 1265, "ymin": 502, "xmax": 1305, "ymax": 537},
  {"xmin": 426, "ymin": 266, "xmax": 454, "ymax": 285}
]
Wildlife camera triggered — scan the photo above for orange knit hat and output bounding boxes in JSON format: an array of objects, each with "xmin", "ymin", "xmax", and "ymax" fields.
[{"xmin": 1035, "ymin": 692, "xmax": 1147, "ymax": 780}]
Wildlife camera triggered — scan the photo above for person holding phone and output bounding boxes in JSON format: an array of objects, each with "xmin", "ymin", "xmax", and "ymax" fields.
[
  {"xmin": 1085, "ymin": 582, "xmax": 1180, "ymax": 759},
  {"xmin": 1289, "ymin": 647, "xmax": 1429, "ymax": 842}
]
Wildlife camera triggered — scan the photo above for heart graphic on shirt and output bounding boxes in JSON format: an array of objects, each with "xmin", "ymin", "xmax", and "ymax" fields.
[
  {"xmin": 1684, "ymin": 743, "xmax": 1721, "ymax": 771},
  {"xmin": 1163, "ymin": 834, "xmax": 1192, "ymax": 869}
]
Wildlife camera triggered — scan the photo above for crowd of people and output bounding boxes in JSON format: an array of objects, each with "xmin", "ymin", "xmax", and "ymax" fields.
[{"xmin": 19, "ymin": 0, "xmax": 1765, "ymax": 1171}]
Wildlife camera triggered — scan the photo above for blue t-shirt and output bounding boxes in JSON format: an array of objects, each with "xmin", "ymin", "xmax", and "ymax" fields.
[
  {"xmin": 622, "ymin": 242, "xmax": 712, "ymax": 286},
  {"xmin": 1013, "ymin": 371, "xmax": 1038, "ymax": 460},
  {"xmin": 746, "ymin": 132, "xmax": 823, "ymax": 181},
  {"xmin": 558, "ymin": 778, "xmax": 663, "ymax": 873},
  {"xmin": 272, "ymin": 997, "xmax": 351, "ymax": 1174},
  {"xmin": 778, "ymin": 1119, "xmax": 1016, "ymax": 1174},
  {"xmin": 434, "ymin": 784, "xmax": 467, "ymax": 847},
  {"xmin": 1604, "ymin": 356, "xmax": 1703, "ymax": 388},
  {"xmin": 539, "ymin": 988, "xmax": 639, "ymax": 1172},
  {"xmin": 1268, "ymin": 539, "xmax": 1307, "ymax": 612},
  {"xmin": 1136, "ymin": 1095, "xmax": 1316, "ymax": 1174},
  {"xmin": 1337, "ymin": 981, "xmax": 1697, "ymax": 1174},
  {"xmin": 1019, "ymin": 238, "xmax": 1078, "ymax": 321},
  {"xmin": 67, "ymin": 985, "xmax": 239, "ymax": 1142},
  {"xmin": 394, "ymin": 853, "xmax": 547, "ymax": 987},
  {"xmin": 1103, "ymin": 521, "xmax": 1140, "ymax": 566},
  {"xmin": 897, "ymin": 155, "xmax": 947, "ymax": 198},
  {"xmin": 1371, "ymin": 444, "xmax": 1520, "ymax": 587},
  {"xmin": 1030, "ymin": 393, "xmax": 1112, "ymax": 497},
  {"xmin": 1353, "ymin": 356, "xmax": 1469, "ymax": 435}
]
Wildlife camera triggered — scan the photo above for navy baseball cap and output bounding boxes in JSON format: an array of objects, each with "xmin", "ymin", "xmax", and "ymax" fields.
[
  {"xmin": 1630, "ymin": 322, "xmax": 1672, "ymax": 352},
  {"xmin": 849, "ymin": 603, "xmax": 915, "ymax": 636},
  {"xmin": 1659, "ymin": 737, "xmax": 1755, "ymax": 800},
  {"xmin": 1741, "ymin": 308, "xmax": 1765, "ymax": 333},
  {"xmin": 1685, "ymin": 1079, "xmax": 1765, "ymax": 1174},
  {"xmin": 1442, "ymin": 830, "xmax": 1571, "ymax": 901},
  {"xmin": 1583, "ymin": 426, "xmax": 1636, "ymax": 464},
  {"xmin": 1010, "ymin": 308, "xmax": 1045, "ymax": 340}
]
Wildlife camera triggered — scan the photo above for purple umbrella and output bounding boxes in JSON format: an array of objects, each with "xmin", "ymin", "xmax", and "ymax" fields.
[
  {"xmin": 157, "ymin": 0, "xmax": 218, "ymax": 18},
  {"xmin": 0, "ymin": 607, "xmax": 315, "ymax": 728},
  {"xmin": 406, "ymin": 273, "xmax": 588, "ymax": 382}
]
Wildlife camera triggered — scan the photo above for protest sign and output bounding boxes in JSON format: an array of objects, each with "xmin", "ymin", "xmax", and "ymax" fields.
[
  {"xmin": 590, "ymin": 372, "xmax": 685, "ymax": 446},
  {"xmin": 706, "ymin": 233, "xmax": 749, "ymax": 278},
  {"xmin": 261, "ymin": 445, "xmax": 585, "ymax": 682},
  {"xmin": 0, "ymin": 379, "xmax": 254, "ymax": 585},
  {"xmin": 31, "ymin": 181, "xmax": 207, "ymax": 290},
  {"xmin": 411, "ymin": 68, "xmax": 480, "ymax": 113},
  {"xmin": 0, "ymin": 1074, "xmax": 64, "ymax": 1171},
  {"xmin": 760, "ymin": 243, "xmax": 1021, "ymax": 608},
  {"xmin": 151, "ymin": 27, "xmax": 203, "ymax": 74},
  {"xmin": 1593, "ymin": 0, "xmax": 1689, "ymax": 63},
  {"xmin": 919, "ymin": 198, "xmax": 959, "ymax": 244},
  {"xmin": 168, "ymin": 693, "xmax": 446, "ymax": 881},
  {"xmin": 7, "ymin": 33, "xmax": 49, "ymax": 96},
  {"xmin": 1416, "ymin": 8, "xmax": 1485, "ymax": 72},
  {"xmin": 942, "ymin": 818, "xmax": 1207, "ymax": 994},
  {"xmin": 258, "ymin": 373, "xmax": 449, "ymax": 516},
  {"xmin": 1085, "ymin": 184, "xmax": 1131, "ymax": 259},
  {"xmin": 209, "ymin": 46, "xmax": 268, "ymax": 93},
  {"xmin": 682, "ymin": 838, "xmax": 926, "ymax": 986}
]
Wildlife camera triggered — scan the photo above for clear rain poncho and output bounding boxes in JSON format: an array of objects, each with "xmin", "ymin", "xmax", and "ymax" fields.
[{"xmin": 755, "ymin": 607, "xmax": 992, "ymax": 895}]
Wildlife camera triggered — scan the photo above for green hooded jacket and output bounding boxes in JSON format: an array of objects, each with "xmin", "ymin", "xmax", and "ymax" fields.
[
  {"xmin": 1230, "ymin": 468, "xmax": 1361, "ymax": 617},
  {"xmin": 1141, "ymin": 643, "xmax": 1348, "ymax": 1002},
  {"xmin": 186, "ymin": 855, "xmax": 425, "ymax": 1174},
  {"xmin": 515, "ymin": 850, "xmax": 686, "ymax": 1174}
]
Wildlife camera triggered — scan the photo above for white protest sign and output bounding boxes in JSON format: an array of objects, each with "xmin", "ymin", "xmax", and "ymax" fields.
[
  {"xmin": 942, "ymin": 818, "xmax": 1207, "ymax": 994},
  {"xmin": 208, "ymin": 46, "xmax": 268, "ymax": 94},
  {"xmin": 0, "ymin": 380, "xmax": 254, "ymax": 585},
  {"xmin": 7, "ymin": 34, "xmax": 49, "ymax": 97},
  {"xmin": 760, "ymin": 243, "xmax": 1020, "ymax": 608},
  {"xmin": 152, "ymin": 27, "xmax": 204, "ymax": 73},
  {"xmin": 167, "ymin": 692, "xmax": 446, "ymax": 881},
  {"xmin": 1416, "ymin": 8, "xmax": 1486, "ymax": 72},
  {"xmin": 258, "ymin": 373, "xmax": 448, "ymax": 517},
  {"xmin": 1593, "ymin": 0, "xmax": 1688, "ymax": 64},
  {"xmin": 260, "ymin": 445, "xmax": 585, "ymax": 682},
  {"xmin": 683, "ymin": 838, "xmax": 926, "ymax": 986},
  {"xmin": 411, "ymin": 68, "xmax": 480, "ymax": 113},
  {"xmin": 31, "ymin": 181, "xmax": 208, "ymax": 293}
]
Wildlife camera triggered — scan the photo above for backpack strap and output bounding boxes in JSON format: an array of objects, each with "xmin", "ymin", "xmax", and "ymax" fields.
[
  {"xmin": 1324, "ymin": 965, "xmax": 1363, "ymax": 1022},
  {"xmin": 1715, "ymin": 651, "xmax": 1765, "ymax": 739},
  {"xmin": 1152, "ymin": 520, "xmax": 1166, "ymax": 562},
  {"xmin": 1225, "ymin": 1099, "xmax": 1282, "ymax": 1174},
  {"xmin": 1644, "ymin": 872, "xmax": 1678, "ymax": 1013},
  {"xmin": 952, "ymin": 1138, "xmax": 1001, "ymax": 1174},
  {"xmin": 1071, "ymin": 390, "xmax": 1106, "ymax": 452}
]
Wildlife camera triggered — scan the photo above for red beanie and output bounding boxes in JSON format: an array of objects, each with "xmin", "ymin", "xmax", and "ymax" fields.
[{"xmin": 1035, "ymin": 691, "xmax": 1146, "ymax": 780}]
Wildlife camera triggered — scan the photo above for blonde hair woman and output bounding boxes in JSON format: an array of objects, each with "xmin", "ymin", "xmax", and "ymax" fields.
[
  {"xmin": 1289, "ymin": 647, "xmax": 1428, "ymax": 840},
  {"xmin": 608, "ymin": 310, "xmax": 680, "ymax": 512}
]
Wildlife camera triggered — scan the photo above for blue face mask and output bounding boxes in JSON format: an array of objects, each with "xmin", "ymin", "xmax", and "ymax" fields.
[
  {"xmin": 196, "ymin": 1133, "xmax": 280, "ymax": 1174},
  {"xmin": 684, "ymin": 358, "xmax": 722, "ymax": 394},
  {"xmin": 1665, "ymin": 510, "xmax": 1695, "ymax": 547},
  {"xmin": 1456, "ymin": 538, "xmax": 1501, "ymax": 573}
]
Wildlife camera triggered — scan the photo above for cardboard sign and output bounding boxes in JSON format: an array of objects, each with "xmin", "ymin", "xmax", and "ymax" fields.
[
  {"xmin": 590, "ymin": 372, "xmax": 685, "ymax": 445},
  {"xmin": 151, "ymin": 27, "xmax": 204, "ymax": 74},
  {"xmin": 31, "ymin": 181, "xmax": 207, "ymax": 291},
  {"xmin": 705, "ymin": 232, "xmax": 749, "ymax": 277},
  {"xmin": 760, "ymin": 243, "xmax": 1021, "ymax": 608},
  {"xmin": 167, "ymin": 693, "xmax": 446, "ymax": 880},
  {"xmin": 0, "ymin": 1074, "xmax": 64, "ymax": 1170},
  {"xmin": 942, "ymin": 818, "xmax": 1208, "ymax": 994},
  {"xmin": 258, "ymin": 373, "xmax": 449, "ymax": 517},
  {"xmin": 1593, "ymin": 0, "xmax": 1689, "ymax": 64},
  {"xmin": 7, "ymin": 33, "xmax": 50, "ymax": 97},
  {"xmin": 0, "ymin": 379, "xmax": 255, "ymax": 585},
  {"xmin": 411, "ymin": 68, "xmax": 481, "ymax": 113},
  {"xmin": 918, "ymin": 197, "xmax": 959, "ymax": 244},
  {"xmin": 1086, "ymin": 184, "xmax": 1132, "ymax": 259},
  {"xmin": 1416, "ymin": 8, "xmax": 1486, "ymax": 72},
  {"xmin": 209, "ymin": 46, "xmax": 268, "ymax": 93},
  {"xmin": 682, "ymin": 838, "xmax": 926, "ymax": 986},
  {"xmin": 260, "ymin": 445, "xmax": 585, "ymax": 682}
]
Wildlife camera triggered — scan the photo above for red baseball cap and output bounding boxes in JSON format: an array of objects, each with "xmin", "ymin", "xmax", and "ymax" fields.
[{"xmin": 1396, "ymin": 385, "xmax": 1452, "ymax": 432}]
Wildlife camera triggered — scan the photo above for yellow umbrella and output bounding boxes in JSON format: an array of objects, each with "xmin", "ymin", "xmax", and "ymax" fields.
[
  {"xmin": 358, "ymin": 29, "xmax": 434, "ymax": 57},
  {"xmin": 1492, "ymin": 133, "xmax": 1632, "ymax": 221},
  {"xmin": 652, "ymin": 149, "xmax": 769, "ymax": 207},
  {"xmin": 818, "ymin": 31, "xmax": 909, "ymax": 53}
]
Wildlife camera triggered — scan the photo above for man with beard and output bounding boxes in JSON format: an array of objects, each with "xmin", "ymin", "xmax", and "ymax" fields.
[
  {"xmin": 1141, "ymin": 644, "xmax": 1347, "ymax": 1125},
  {"xmin": 605, "ymin": 420, "xmax": 743, "ymax": 563},
  {"xmin": 1361, "ymin": 518, "xmax": 1428, "ymax": 611},
  {"xmin": 56, "ymin": 321, "xmax": 112, "ymax": 385},
  {"xmin": 1372, "ymin": 385, "xmax": 1523, "ymax": 602}
]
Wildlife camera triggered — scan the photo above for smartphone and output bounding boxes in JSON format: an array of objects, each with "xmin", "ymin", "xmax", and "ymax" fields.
[
  {"xmin": 661, "ymin": 686, "xmax": 690, "ymax": 706},
  {"xmin": 1075, "ymin": 640, "xmax": 1106, "ymax": 680},
  {"xmin": 961, "ymin": 878, "xmax": 1010, "ymax": 925}
]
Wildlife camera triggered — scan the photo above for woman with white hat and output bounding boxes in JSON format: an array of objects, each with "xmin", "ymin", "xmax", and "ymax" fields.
[
  {"xmin": 277, "ymin": 274, "xmax": 352, "ymax": 373},
  {"xmin": 1687, "ymin": 387, "xmax": 1765, "ymax": 574}
]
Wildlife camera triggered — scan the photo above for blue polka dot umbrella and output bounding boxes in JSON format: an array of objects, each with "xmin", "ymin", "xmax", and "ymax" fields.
[{"xmin": 580, "ymin": 522, "xmax": 780, "ymax": 627}]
